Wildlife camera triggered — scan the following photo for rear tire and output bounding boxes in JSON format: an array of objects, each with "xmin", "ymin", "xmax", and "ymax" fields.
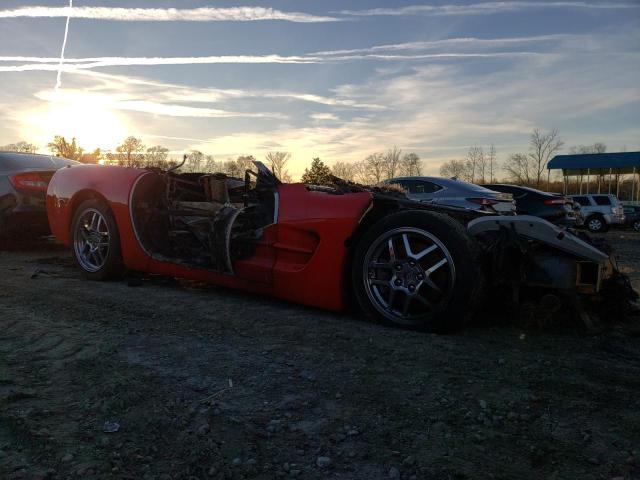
[
  {"xmin": 586, "ymin": 215, "xmax": 607, "ymax": 233},
  {"xmin": 351, "ymin": 210, "xmax": 482, "ymax": 333},
  {"xmin": 71, "ymin": 199, "xmax": 124, "ymax": 280}
]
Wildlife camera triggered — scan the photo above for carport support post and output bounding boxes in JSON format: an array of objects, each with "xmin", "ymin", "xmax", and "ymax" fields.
[
  {"xmin": 547, "ymin": 169, "xmax": 551, "ymax": 192},
  {"xmin": 616, "ymin": 171, "xmax": 620, "ymax": 198},
  {"xmin": 586, "ymin": 169, "xmax": 590, "ymax": 194},
  {"xmin": 608, "ymin": 168, "xmax": 612, "ymax": 194},
  {"xmin": 597, "ymin": 171, "xmax": 601, "ymax": 194},
  {"xmin": 579, "ymin": 172, "xmax": 583, "ymax": 195}
]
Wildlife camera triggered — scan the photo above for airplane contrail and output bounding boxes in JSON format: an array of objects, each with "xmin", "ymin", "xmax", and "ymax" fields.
[
  {"xmin": 0, "ymin": 6, "xmax": 338, "ymax": 23},
  {"xmin": 0, "ymin": 51, "xmax": 541, "ymax": 73},
  {"xmin": 55, "ymin": 0, "xmax": 73, "ymax": 90}
]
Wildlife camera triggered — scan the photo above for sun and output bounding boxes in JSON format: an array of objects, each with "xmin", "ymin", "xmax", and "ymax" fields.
[{"xmin": 21, "ymin": 90, "xmax": 130, "ymax": 153}]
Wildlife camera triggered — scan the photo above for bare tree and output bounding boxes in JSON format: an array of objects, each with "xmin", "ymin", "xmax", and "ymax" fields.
[
  {"xmin": 399, "ymin": 152, "xmax": 422, "ymax": 177},
  {"xmin": 331, "ymin": 161, "xmax": 356, "ymax": 181},
  {"xmin": 184, "ymin": 150, "xmax": 204, "ymax": 173},
  {"xmin": 1, "ymin": 141, "xmax": 37, "ymax": 153},
  {"xmin": 265, "ymin": 152, "xmax": 291, "ymax": 182},
  {"xmin": 218, "ymin": 155, "xmax": 249, "ymax": 177},
  {"xmin": 439, "ymin": 159, "xmax": 470, "ymax": 180},
  {"xmin": 465, "ymin": 146, "xmax": 485, "ymax": 183},
  {"xmin": 202, "ymin": 155, "xmax": 217, "ymax": 173},
  {"xmin": 48, "ymin": 136, "xmax": 84, "ymax": 161},
  {"xmin": 529, "ymin": 128, "xmax": 564, "ymax": 188},
  {"xmin": 503, "ymin": 153, "xmax": 533, "ymax": 186},
  {"xmin": 145, "ymin": 145, "xmax": 169, "ymax": 168},
  {"xmin": 487, "ymin": 144, "xmax": 497, "ymax": 183},
  {"xmin": 236, "ymin": 155, "xmax": 255, "ymax": 175},
  {"xmin": 106, "ymin": 136, "xmax": 145, "ymax": 167},
  {"xmin": 382, "ymin": 146, "xmax": 402, "ymax": 179},
  {"xmin": 569, "ymin": 143, "xmax": 606, "ymax": 154},
  {"xmin": 360, "ymin": 153, "xmax": 387, "ymax": 184}
]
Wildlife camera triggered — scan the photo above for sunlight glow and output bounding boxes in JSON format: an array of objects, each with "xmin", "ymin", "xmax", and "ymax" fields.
[{"xmin": 22, "ymin": 90, "xmax": 129, "ymax": 152}]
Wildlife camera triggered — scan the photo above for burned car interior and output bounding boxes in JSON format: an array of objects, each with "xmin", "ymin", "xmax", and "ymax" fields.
[{"xmin": 131, "ymin": 160, "xmax": 279, "ymax": 274}]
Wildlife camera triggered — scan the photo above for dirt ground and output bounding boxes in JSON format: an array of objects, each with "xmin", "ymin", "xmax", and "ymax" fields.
[{"xmin": 1, "ymin": 232, "xmax": 639, "ymax": 480}]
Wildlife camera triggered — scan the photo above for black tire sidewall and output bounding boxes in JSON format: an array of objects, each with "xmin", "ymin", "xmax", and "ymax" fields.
[
  {"xmin": 71, "ymin": 199, "xmax": 123, "ymax": 280},
  {"xmin": 351, "ymin": 210, "xmax": 482, "ymax": 333}
]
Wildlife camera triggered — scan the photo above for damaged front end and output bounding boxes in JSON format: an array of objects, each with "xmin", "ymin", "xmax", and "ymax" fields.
[{"xmin": 468, "ymin": 216, "xmax": 638, "ymax": 330}]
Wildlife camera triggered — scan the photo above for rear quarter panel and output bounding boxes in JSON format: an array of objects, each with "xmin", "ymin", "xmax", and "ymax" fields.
[{"xmin": 46, "ymin": 165, "xmax": 150, "ymax": 270}]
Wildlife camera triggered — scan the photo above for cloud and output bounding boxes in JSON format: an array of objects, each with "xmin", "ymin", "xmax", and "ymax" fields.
[
  {"xmin": 339, "ymin": 1, "xmax": 638, "ymax": 16},
  {"xmin": 310, "ymin": 113, "xmax": 339, "ymax": 121},
  {"xmin": 35, "ymin": 89, "xmax": 285, "ymax": 119},
  {"xmin": 0, "ymin": 6, "xmax": 338, "ymax": 23},
  {"xmin": 68, "ymin": 70, "xmax": 386, "ymax": 110}
]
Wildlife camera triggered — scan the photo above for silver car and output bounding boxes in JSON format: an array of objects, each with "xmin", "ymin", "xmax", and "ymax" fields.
[
  {"xmin": 387, "ymin": 176, "xmax": 515, "ymax": 214},
  {"xmin": 569, "ymin": 194, "xmax": 625, "ymax": 232}
]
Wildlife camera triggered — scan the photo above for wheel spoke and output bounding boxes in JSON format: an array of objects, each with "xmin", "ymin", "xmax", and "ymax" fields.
[
  {"xmin": 426, "ymin": 258, "xmax": 448, "ymax": 275},
  {"xmin": 90, "ymin": 212, "xmax": 99, "ymax": 230},
  {"xmin": 402, "ymin": 233, "xmax": 413, "ymax": 258},
  {"xmin": 413, "ymin": 244, "xmax": 438, "ymax": 260},
  {"xmin": 388, "ymin": 238, "xmax": 396, "ymax": 262},
  {"xmin": 371, "ymin": 279, "xmax": 389, "ymax": 287}
]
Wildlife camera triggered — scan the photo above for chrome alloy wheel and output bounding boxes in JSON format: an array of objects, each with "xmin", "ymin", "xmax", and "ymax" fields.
[
  {"xmin": 73, "ymin": 208, "xmax": 111, "ymax": 273},
  {"xmin": 588, "ymin": 218, "xmax": 603, "ymax": 232},
  {"xmin": 363, "ymin": 227, "xmax": 456, "ymax": 325}
]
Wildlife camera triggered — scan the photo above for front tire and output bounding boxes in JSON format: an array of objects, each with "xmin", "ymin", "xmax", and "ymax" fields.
[
  {"xmin": 633, "ymin": 220, "xmax": 640, "ymax": 232},
  {"xmin": 71, "ymin": 199, "xmax": 123, "ymax": 280},
  {"xmin": 351, "ymin": 210, "xmax": 482, "ymax": 333}
]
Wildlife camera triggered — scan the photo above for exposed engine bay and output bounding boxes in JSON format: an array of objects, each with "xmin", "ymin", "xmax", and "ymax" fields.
[{"xmin": 131, "ymin": 161, "xmax": 279, "ymax": 273}]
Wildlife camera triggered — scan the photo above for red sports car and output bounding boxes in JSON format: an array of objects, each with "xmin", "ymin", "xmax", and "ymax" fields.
[{"xmin": 46, "ymin": 160, "xmax": 630, "ymax": 332}]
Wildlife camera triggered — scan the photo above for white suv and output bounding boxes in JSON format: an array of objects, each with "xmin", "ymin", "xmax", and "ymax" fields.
[{"xmin": 569, "ymin": 194, "xmax": 625, "ymax": 232}]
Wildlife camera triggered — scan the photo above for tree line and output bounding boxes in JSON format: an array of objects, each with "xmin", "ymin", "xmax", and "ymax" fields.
[
  {"xmin": 308, "ymin": 148, "xmax": 423, "ymax": 185},
  {"xmin": 0, "ymin": 135, "xmax": 296, "ymax": 182},
  {"xmin": 438, "ymin": 128, "xmax": 610, "ymax": 189},
  {"xmin": 1, "ymin": 131, "xmax": 615, "ymax": 189}
]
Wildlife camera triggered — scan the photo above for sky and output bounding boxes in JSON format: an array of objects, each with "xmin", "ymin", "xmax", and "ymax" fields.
[{"xmin": 0, "ymin": 1, "xmax": 639, "ymax": 178}]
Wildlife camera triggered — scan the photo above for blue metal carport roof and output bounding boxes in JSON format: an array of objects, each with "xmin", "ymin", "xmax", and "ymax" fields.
[{"xmin": 548, "ymin": 152, "xmax": 640, "ymax": 174}]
